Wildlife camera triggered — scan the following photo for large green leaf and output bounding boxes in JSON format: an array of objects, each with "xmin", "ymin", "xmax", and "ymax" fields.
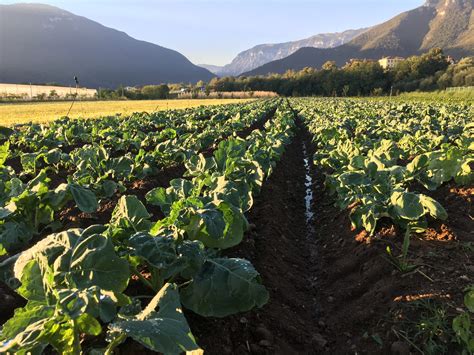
[
  {"xmin": 390, "ymin": 191, "xmax": 425, "ymax": 221},
  {"xmin": 339, "ymin": 171, "xmax": 366, "ymax": 186},
  {"xmin": 180, "ymin": 258, "xmax": 269, "ymax": 317},
  {"xmin": 0, "ymin": 141, "xmax": 10, "ymax": 167},
  {"xmin": 0, "ymin": 301, "xmax": 54, "ymax": 354},
  {"xmin": 129, "ymin": 232, "xmax": 177, "ymax": 270},
  {"xmin": 185, "ymin": 153, "xmax": 216, "ymax": 177},
  {"xmin": 0, "ymin": 285, "xmax": 129, "ymax": 355},
  {"xmin": 0, "ymin": 221, "xmax": 34, "ymax": 255},
  {"xmin": 14, "ymin": 229, "xmax": 83, "ymax": 280},
  {"xmin": 0, "ymin": 126, "xmax": 14, "ymax": 139},
  {"xmin": 108, "ymin": 283, "xmax": 201, "ymax": 354},
  {"xmin": 454, "ymin": 160, "xmax": 474, "ymax": 185},
  {"xmin": 101, "ymin": 180, "xmax": 118, "ymax": 198},
  {"xmin": 174, "ymin": 240, "xmax": 206, "ymax": 279},
  {"xmin": 3, "ymin": 227, "xmax": 130, "ymax": 354},
  {"xmin": 108, "ymin": 195, "xmax": 151, "ymax": 239},
  {"xmin": 16, "ymin": 260, "xmax": 49, "ymax": 302},
  {"xmin": 14, "ymin": 228, "xmax": 128, "ymax": 294},
  {"xmin": 147, "ymin": 178, "xmax": 195, "ymax": 215},
  {"xmin": 214, "ymin": 139, "xmax": 247, "ymax": 172},
  {"xmin": 419, "ymin": 195, "xmax": 448, "ymax": 220},
  {"xmin": 108, "ymin": 156, "xmax": 133, "ymax": 178},
  {"xmin": 406, "ymin": 154, "xmax": 428, "ymax": 174},
  {"xmin": 130, "ymin": 233, "xmax": 206, "ymax": 280},
  {"xmin": 184, "ymin": 201, "xmax": 247, "ymax": 250},
  {"xmin": 211, "ymin": 176, "xmax": 253, "ymax": 212},
  {"xmin": 68, "ymin": 184, "xmax": 98, "ymax": 213},
  {"xmin": 55, "ymin": 234, "xmax": 130, "ymax": 292},
  {"xmin": 57, "ymin": 286, "xmax": 129, "ymax": 323},
  {"xmin": 146, "ymin": 186, "xmax": 174, "ymax": 214}
]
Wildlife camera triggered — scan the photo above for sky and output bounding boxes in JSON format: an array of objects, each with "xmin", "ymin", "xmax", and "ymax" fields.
[{"xmin": 1, "ymin": 0, "xmax": 425, "ymax": 65}]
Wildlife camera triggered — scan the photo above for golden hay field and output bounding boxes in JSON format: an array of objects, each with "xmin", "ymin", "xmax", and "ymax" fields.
[{"xmin": 0, "ymin": 98, "xmax": 255, "ymax": 126}]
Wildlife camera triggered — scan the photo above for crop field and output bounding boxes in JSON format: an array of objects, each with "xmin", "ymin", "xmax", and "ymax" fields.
[
  {"xmin": 0, "ymin": 98, "xmax": 472, "ymax": 354},
  {"xmin": 0, "ymin": 98, "xmax": 254, "ymax": 126}
]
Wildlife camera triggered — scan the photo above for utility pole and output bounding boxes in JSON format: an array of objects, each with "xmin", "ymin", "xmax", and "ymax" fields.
[
  {"xmin": 30, "ymin": 82, "xmax": 33, "ymax": 99},
  {"xmin": 66, "ymin": 76, "xmax": 79, "ymax": 117}
]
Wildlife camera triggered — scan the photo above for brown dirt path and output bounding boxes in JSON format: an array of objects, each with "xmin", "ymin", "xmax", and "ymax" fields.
[{"xmin": 188, "ymin": 121, "xmax": 324, "ymax": 354}]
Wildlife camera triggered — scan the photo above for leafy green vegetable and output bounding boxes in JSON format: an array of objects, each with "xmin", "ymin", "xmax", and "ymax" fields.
[
  {"xmin": 1, "ymin": 228, "xmax": 130, "ymax": 354},
  {"xmin": 0, "ymin": 99, "xmax": 292, "ymax": 353},
  {"xmin": 107, "ymin": 283, "xmax": 201, "ymax": 354},
  {"xmin": 181, "ymin": 258, "xmax": 269, "ymax": 317}
]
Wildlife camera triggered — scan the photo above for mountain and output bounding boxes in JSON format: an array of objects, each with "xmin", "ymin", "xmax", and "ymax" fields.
[
  {"xmin": 244, "ymin": 0, "xmax": 474, "ymax": 76},
  {"xmin": 198, "ymin": 64, "xmax": 225, "ymax": 74},
  {"xmin": 200, "ymin": 29, "xmax": 368, "ymax": 76},
  {"xmin": 0, "ymin": 4, "xmax": 214, "ymax": 88}
]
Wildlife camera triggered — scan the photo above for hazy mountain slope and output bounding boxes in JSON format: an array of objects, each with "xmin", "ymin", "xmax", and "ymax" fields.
[
  {"xmin": 198, "ymin": 64, "xmax": 224, "ymax": 74},
  {"xmin": 349, "ymin": 6, "xmax": 436, "ymax": 52},
  {"xmin": 201, "ymin": 28, "xmax": 368, "ymax": 76},
  {"xmin": 244, "ymin": 0, "xmax": 473, "ymax": 76},
  {"xmin": 454, "ymin": 11, "xmax": 474, "ymax": 51},
  {"xmin": 421, "ymin": 0, "xmax": 473, "ymax": 52},
  {"xmin": 0, "ymin": 3, "xmax": 214, "ymax": 88}
]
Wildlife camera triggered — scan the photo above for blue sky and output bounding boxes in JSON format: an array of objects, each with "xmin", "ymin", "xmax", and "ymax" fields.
[{"xmin": 2, "ymin": 0, "xmax": 424, "ymax": 65}]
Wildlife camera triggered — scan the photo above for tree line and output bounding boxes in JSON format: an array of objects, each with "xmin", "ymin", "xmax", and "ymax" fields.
[
  {"xmin": 97, "ymin": 84, "xmax": 171, "ymax": 100},
  {"xmin": 207, "ymin": 49, "xmax": 473, "ymax": 97},
  {"xmin": 69, "ymin": 48, "xmax": 474, "ymax": 100}
]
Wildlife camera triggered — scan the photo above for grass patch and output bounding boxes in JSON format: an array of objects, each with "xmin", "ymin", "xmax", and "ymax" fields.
[{"xmin": 392, "ymin": 298, "xmax": 459, "ymax": 354}]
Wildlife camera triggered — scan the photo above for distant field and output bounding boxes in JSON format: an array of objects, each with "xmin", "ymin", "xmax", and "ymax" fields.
[
  {"xmin": 0, "ymin": 83, "xmax": 97, "ymax": 99},
  {"xmin": 397, "ymin": 88, "xmax": 474, "ymax": 102},
  {"xmin": 0, "ymin": 98, "xmax": 255, "ymax": 126}
]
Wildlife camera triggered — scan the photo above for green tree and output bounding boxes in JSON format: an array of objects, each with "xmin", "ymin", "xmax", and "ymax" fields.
[
  {"xmin": 196, "ymin": 80, "xmax": 205, "ymax": 88},
  {"xmin": 322, "ymin": 61, "xmax": 337, "ymax": 71},
  {"xmin": 141, "ymin": 85, "xmax": 170, "ymax": 99},
  {"xmin": 48, "ymin": 90, "xmax": 59, "ymax": 99}
]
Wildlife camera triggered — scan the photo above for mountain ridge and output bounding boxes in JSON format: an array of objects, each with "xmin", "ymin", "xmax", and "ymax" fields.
[
  {"xmin": 200, "ymin": 28, "xmax": 368, "ymax": 76},
  {"xmin": 243, "ymin": 0, "xmax": 473, "ymax": 76},
  {"xmin": 0, "ymin": 3, "xmax": 214, "ymax": 88}
]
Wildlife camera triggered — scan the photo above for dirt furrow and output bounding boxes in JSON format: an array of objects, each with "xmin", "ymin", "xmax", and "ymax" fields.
[
  {"xmin": 188, "ymin": 121, "xmax": 323, "ymax": 354},
  {"xmin": 306, "ymin": 133, "xmax": 473, "ymax": 353}
]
